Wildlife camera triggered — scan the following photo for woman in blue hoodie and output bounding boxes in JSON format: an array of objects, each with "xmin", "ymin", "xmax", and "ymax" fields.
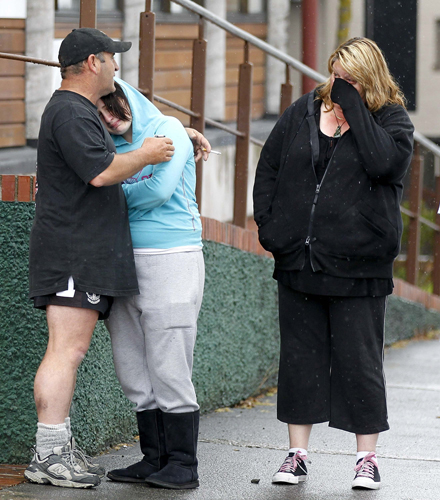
[{"xmin": 97, "ymin": 79, "xmax": 204, "ymax": 490}]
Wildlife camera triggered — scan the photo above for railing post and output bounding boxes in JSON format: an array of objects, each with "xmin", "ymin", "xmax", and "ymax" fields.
[
  {"xmin": 139, "ymin": 1, "xmax": 156, "ymax": 102},
  {"xmin": 79, "ymin": 0, "xmax": 97, "ymax": 28},
  {"xmin": 233, "ymin": 42, "xmax": 253, "ymax": 228},
  {"xmin": 406, "ymin": 143, "xmax": 424, "ymax": 285},
  {"xmin": 302, "ymin": 0, "xmax": 318, "ymax": 94},
  {"xmin": 190, "ymin": 17, "xmax": 207, "ymax": 208},
  {"xmin": 280, "ymin": 64, "xmax": 293, "ymax": 115},
  {"xmin": 433, "ymin": 159, "xmax": 440, "ymax": 295}
]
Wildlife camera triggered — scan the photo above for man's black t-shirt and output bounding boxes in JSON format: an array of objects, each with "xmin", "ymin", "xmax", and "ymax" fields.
[{"xmin": 29, "ymin": 90, "xmax": 139, "ymax": 298}]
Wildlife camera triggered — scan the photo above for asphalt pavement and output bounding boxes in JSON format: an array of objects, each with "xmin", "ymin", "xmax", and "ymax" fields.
[{"xmin": 1, "ymin": 336, "xmax": 439, "ymax": 500}]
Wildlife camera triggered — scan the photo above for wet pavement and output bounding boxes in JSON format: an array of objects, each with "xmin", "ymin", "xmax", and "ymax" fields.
[{"xmin": 1, "ymin": 336, "xmax": 439, "ymax": 500}]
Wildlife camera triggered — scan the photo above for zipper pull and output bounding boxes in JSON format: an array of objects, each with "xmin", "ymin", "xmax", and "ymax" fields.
[
  {"xmin": 312, "ymin": 184, "xmax": 321, "ymax": 204},
  {"xmin": 305, "ymin": 236, "xmax": 310, "ymax": 246}
]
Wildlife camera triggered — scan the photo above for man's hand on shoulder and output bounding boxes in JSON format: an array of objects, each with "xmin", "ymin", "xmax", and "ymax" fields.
[
  {"xmin": 90, "ymin": 137, "xmax": 175, "ymax": 187},
  {"xmin": 140, "ymin": 137, "xmax": 175, "ymax": 165}
]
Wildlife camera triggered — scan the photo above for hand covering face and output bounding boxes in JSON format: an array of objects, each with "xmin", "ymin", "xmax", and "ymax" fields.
[{"xmin": 330, "ymin": 77, "xmax": 363, "ymax": 111}]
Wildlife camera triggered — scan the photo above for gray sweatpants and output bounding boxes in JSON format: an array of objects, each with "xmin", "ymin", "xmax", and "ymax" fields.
[{"xmin": 106, "ymin": 251, "xmax": 205, "ymax": 413}]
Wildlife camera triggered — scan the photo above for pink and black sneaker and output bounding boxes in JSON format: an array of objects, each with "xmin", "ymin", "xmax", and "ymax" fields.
[
  {"xmin": 352, "ymin": 452, "xmax": 381, "ymax": 490},
  {"xmin": 272, "ymin": 451, "xmax": 308, "ymax": 484}
]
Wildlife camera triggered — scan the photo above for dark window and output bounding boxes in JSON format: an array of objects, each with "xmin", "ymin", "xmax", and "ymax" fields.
[{"xmin": 365, "ymin": 0, "xmax": 417, "ymax": 111}]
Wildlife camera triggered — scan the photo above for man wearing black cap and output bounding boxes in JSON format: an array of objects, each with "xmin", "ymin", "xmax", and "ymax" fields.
[{"xmin": 25, "ymin": 28, "xmax": 178, "ymax": 489}]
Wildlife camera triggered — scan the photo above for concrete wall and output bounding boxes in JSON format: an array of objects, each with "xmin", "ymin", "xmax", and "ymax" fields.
[
  {"xmin": 121, "ymin": 0, "xmax": 144, "ymax": 88},
  {"xmin": 266, "ymin": 0, "xmax": 290, "ymax": 114},
  {"xmin": 204, "ymin": 0, "xmax": 226, "ymax": 121},
  {"xmin": 2, "ymin": 200, "xmax": 440, "ymax": 463},
  {"xmin": 200, "ymin": 141, "xmax": 262, "ymax": 221},
  {"xmin": 25, "ymin": 0, "xmax": 54, "ymax": 142}
]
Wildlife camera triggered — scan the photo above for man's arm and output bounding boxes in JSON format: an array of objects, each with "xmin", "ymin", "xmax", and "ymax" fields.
[{"xmin": 90, "ymin": 137, "xmax": 175, "ymax": 187}]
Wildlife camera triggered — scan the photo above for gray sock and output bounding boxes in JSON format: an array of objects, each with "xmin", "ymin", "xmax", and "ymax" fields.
[
  {"xmin": 65, "ymin": 417, "xmax": 72, "ymax": 442},
  {"xmin": 36, "ymin": 422, "xmax": 69, "ymax": 459}
]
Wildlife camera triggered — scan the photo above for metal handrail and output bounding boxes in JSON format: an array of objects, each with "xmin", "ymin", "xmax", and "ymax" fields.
[
  {"xmin": 0, "ymin": 52, "xmax": 60, "ymax": 67},
  {"xmin": 171, "ymin": 0, "xmax": 324, "ymax": 82},
  {"xmin": 401, "ymin": 206, "xmax": 440, "ymax": 232},
  {"xmin": 0, "ymin": 52, "xmax": 251, "ymax": 144},
  {"xmin": 151, "ymin": 94, "xmax": 251, "ymax": 141},
  {"xmin": 414, "ymin": 130, "xmax": 440, "ymax": 158},
  {"xmin": 170, "ymin": 0, "xmax": 440, "ymax": 162}
]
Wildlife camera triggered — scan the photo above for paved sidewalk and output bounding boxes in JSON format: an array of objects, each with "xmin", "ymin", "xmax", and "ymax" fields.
[{"xmin": 1, "ymin": 337, "xmax": 439, "ymax": 500}]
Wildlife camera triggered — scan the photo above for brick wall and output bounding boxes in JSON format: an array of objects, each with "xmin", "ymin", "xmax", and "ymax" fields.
[{"xmin": 0, "ymin": 175, "xmax": 36, "ymax": 202}]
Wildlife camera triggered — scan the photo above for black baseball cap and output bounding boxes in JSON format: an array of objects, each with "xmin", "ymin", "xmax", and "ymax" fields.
[{"xmin": 58, "ymin": 28, "xmax": 132, "ymax": 68}]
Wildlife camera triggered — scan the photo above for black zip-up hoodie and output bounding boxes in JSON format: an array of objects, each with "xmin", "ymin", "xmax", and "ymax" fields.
[{"xmin": 253, "ymin": 78, "xmax": 414, "ymax": 279}]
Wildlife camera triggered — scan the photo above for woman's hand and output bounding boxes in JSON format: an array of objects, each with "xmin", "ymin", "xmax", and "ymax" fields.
[
  {"xmin": 331, "ymin": 77, "xmax": 363, "ymax": 110},
  {"xmin": 185, "ymin": 128, "xmax": 211, "ymax": 161}
]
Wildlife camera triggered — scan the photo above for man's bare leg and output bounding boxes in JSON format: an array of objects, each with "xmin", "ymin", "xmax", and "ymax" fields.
[
  {"xmin": 34, "ymin": 305, "xmax": 99, "ymax": 424},
  {"xmin": 25, "ymin": 305, "xmax": 101, "ymax": 488}
]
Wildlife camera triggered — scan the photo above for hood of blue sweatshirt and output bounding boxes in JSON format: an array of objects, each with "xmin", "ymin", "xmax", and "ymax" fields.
[
  {"xmin": 111, "ymin": 77, "xmax": 169, "ymax": 153},
  {"xmin": 107, "ymin": 78, "xmax": 202, "ymax": 250}
]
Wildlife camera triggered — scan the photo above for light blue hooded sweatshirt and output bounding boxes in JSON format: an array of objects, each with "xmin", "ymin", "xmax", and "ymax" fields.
[{"xmin": 111, "ymin": 78, "xmax": 202, "ymax": 249}]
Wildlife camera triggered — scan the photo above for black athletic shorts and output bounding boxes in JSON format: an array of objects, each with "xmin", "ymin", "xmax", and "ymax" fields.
[{"xmin": 33, "ymin": 290, "xmax": 113, "ymax": 320}]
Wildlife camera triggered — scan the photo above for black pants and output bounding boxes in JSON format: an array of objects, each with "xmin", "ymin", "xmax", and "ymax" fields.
[{"xmin": 277, "ymin": 283, "xmax": 389, "ymax": 435}]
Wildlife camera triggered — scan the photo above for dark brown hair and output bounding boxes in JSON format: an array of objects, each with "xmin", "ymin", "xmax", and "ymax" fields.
[{"xmin": 100, "ymin": 81, "xmax": 132, "ymax": 122}]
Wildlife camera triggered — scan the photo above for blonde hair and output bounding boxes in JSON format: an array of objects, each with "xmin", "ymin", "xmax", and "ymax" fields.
[{"xmin": 316, "ymin": 37, "xmax": 406, "ymax": 113}]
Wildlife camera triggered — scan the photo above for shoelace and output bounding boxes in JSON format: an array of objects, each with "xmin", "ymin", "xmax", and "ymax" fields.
[
  {"xmin": 61, "ymin": 447, "xmax": 75, "ymax": 464},
  {"xmin": 61, "ymin": 446, "xmax": 84, "ymax": 473},
  {"xmin": 279, "ymin": 451, "xmax": 307, "ymax": 473},
  {"xmin": 354, "ymin": 452, "xmax": 377, "ymax": 479},
  {"xmin": 72, "ymin": 445, "xmax": 94, "ymax": 466}
]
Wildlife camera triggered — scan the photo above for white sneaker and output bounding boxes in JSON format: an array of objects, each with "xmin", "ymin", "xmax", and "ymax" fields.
[{"xmin": 24, "ymin": 443, "xmax": 100, "ymax": 488}]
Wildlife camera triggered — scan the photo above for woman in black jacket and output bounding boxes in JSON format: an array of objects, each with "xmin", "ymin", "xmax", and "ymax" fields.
[{"xmin": 253, "ymin": 37, "xmax": 414, "ymax": 491}]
